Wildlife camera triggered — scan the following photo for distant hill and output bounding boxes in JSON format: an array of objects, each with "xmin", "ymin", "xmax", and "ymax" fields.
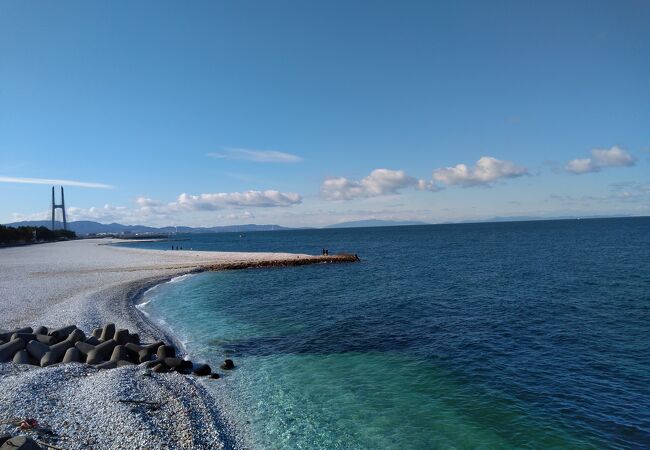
[
  {"xmin": 446, "ymin": 214, "xmax": 635, "ymax": 225},
  {"xmin": 4, "ymin": 220, "xmax": 291, "ymax": 235},
  {"xmin": 326, "ymin": 219, "xmax": 429, "ymax": 229}
]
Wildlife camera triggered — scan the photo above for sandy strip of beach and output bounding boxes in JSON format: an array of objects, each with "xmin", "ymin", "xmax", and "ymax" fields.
[{"xmin": 0, "ymin": 239, "xmax": 349, "ymax": 449}]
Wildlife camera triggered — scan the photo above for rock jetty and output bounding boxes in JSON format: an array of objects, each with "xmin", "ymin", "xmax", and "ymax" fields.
[{"xmin": 0, "ymin": 323, "xmax": 224, "ymax": 378}]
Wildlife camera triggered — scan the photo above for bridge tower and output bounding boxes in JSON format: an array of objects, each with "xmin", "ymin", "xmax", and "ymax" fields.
[{"xmin": 51, "ymin": 186, "xmax": 67, "ymax": 231}]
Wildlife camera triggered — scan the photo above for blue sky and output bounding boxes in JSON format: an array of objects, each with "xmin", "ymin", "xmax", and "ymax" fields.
[{"xmin": 1, "ymin": 0, "xmax": 648, "ymax": 227}]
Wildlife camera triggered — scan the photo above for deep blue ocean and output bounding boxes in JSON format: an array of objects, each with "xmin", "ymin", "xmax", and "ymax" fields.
[{"xmin": 124, "ymin": 218, "xmax": 650, "ymax": 449}]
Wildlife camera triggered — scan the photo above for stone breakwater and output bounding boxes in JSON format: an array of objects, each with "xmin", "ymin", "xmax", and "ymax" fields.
[
  {"xmin": 0, "ymin": 323, "xmax": 231, "ymax": 377},
  {"xmin": 200, "ymin": 253, "xmax": 360, "ymax": 271}
]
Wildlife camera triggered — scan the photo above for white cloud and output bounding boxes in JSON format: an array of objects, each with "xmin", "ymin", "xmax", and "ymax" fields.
[
  {"xmin": 565, "ymin": 146, "xmax": 635, "ymax": 174},
  {"xmin": 10, "ymin": 210, "xmax": 50, "ymax": 222},
  {"xmin": 208, "ymin": 148, "xmax": 302, "ymax": 163},
  {"xmin": 432, "ymin": 156, "xmax": 528, "ymax": 187},
  {"xmin": 135, "ymin": 197, "xmax": 161, "ymax": 207},
  {"xmin": 417, "ymin": 179, "xmax": 440, "ymax": 191},
  {"xmin": 67, "ymin": 204, "xmax": 132, "ymax": 222},
  {"xmin": 10, "ymin": 189, "xmax": 299, "ymax": 225},
  {"xmin": 592, "ymin": 147, "xmax": 635, "ymax": 166},
  {"xmin": 321, "ymin": 169, "xmax": 440, "ymax": 201},
  {"xmin": 322, "ymin": 157, "xmax": 527, "ymax": 201},
  {"xmin": 62, "ymin": 205, "xmax": 259, "ymax": 224},
  {"xmin": 0, "ymin": 176, "xmax": 114, "ymax": 189},
  {"xmin": 172, "ymin": 190, "xmax": 302, "ymax": 210},
  {"xmin": 564, "ymin": 158, "xmax": 593, "ymax": 174},
  {"xmin": 320, "ymin": 177, "xmax": 365, "ymax": 201},
  {"xmin": 6, "ymin": 204, "xmax": 151, "ymax": 225}
]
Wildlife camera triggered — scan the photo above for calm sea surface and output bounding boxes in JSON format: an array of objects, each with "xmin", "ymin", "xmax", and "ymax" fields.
[{"xmin": 124, "ymin": 218, "xmax": 650, "ymax": 449}]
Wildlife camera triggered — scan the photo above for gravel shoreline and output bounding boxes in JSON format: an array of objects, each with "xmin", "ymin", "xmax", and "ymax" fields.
[{"xmin": 0, "ymin": 239, "xmax": 354, "ymax": 449}]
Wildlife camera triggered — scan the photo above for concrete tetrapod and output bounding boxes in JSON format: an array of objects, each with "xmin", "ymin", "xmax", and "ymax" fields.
[
  {"xmin": 62, "ymin": 347, "xmax": 82, "ymax": 363},
  {"xmin": 113, "ymin": 329, "xmax": 130, "ymax": 345},
  {"xmin": 12, "ymin": 349, "xmax": 30, "ymax": 365},
  {"xmin": 40, "ymin": 329, "xmax": 86, "ymax": 367},
  {"xmin": 109, "ymin": 345, "xmax": 127, "ymax": 362},
  {"xmin": 0, "ymin": 339, "xmax": 26, "ymax": 362},
  {"xmin": 26, "ymin": 340, "xmax": 49, "ymax": 361},
  {"xmin": 86, "ymin": 339, "xmax": 117, "ymax": 365},
  {"xmin": 74, "ymin": 341, "xmax": 95, "ymax": 357},
  {"xmin": 0, "ymin": 435, "xmax": 42, "ymax": 450},
  {"xmin": 2, "ymin": 323, "xmax": 229, "ymax": 381},
  {"xmin": 99, "ymin": 323, "xmax": 116, "ymax": 341},
  {"xmin": 192, "ymin": 364, "xmax": 212, "ymax": 376},
  {"xmin": 156, "ymin": 345, "xmax": 175, "ymax": 360},
  {"xmin": 48, "ymin": 325, "xmax": 77, "ymax": 340},
  {"xmin": 33, "ymin": 325, "xmax": 48, "ymax": 335},
  {"xmin": 0, "ymin": 327, "xmax": 32, "ymax": 342},
  {"xmin": 40, "ymin": 339, "xmax": 75, "ymax": 367},
  {"xmin": 220, "ymin": 359, "xmax": 235, "ymax": 370}
]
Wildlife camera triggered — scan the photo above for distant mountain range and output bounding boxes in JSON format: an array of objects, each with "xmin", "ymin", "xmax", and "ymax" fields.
[
  {"xmin": 326, "ymin": 219, "xmax": 429, "ymax": 228},
  {"xmin": 5, "ymin": 219, "xmax": 429, "ymax": 235},
  {"xmin": 4, "ymin": 220, "xmax": 291, "ymax": 235},
  {"xmin": 5, "ymin": 215, "xmax": 644, "ymax": 236},
  {"xmin": 445, "ymin": 214, "xmax": 637, "ymax": 224}
]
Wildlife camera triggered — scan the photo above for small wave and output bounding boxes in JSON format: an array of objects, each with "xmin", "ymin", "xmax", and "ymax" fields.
[
  {"xmin": 137, "ymin": 276, "xmax": 194, "ymax": 355},
  {"xmin": 152, "ymin": 317, "xmax": 191, "ymax": 355},
  {"xmin": 135, "ymin": 299, "xmax": 151, "ymax": 316},
  {"xmin": 170, "ymin": 273, "xmax": 196, "ymax": 283},
  {"xmin": 142, "ymin": 283, "xmax": 161, "ymax": 298},
  {"xmin": 136, "ymin": 290, "xmax": 157, "ymax": 309},
  {"xmin": 138, "ymin": 273, "xmax": 196, "ymax": 309}
]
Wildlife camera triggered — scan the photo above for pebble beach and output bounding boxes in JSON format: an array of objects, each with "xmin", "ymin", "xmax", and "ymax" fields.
[{"xmin": 0, "ymin": 239, "xmax": 351, "ymax": 449}]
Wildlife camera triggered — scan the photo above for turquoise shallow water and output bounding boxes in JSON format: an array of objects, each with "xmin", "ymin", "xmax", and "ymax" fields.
[{"xmin": 132, "ymin": 218, "xmax": 650, "ymax": 449}]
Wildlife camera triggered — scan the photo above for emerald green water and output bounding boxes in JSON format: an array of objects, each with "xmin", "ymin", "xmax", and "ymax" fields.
[
  {"xmin": 141, "ymin": 272, "xmax": 597, "ymax": 449},
  {"xmin": 135, "ymin": 219, "xmax": 650, "ymax": 449}
]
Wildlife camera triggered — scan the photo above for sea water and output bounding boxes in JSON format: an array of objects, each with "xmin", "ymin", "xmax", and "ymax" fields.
[{"xmin": 128, "ymin": 218, "xmax": 650, "ymax": 449}]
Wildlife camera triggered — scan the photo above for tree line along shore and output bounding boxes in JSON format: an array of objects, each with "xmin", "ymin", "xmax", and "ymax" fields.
[{"xmin": 0, "ymin": 225, "xmax": 76, "ymax": 246}]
